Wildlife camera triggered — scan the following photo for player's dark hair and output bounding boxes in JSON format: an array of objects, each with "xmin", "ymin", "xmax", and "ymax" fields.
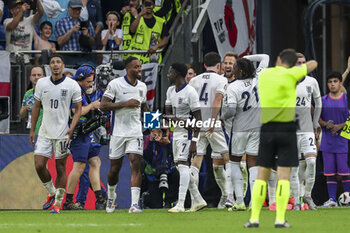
[
  {"xmin": 31, "ymin": 65, "xmax": 46, "ymax": 76},
  {"xmin": 125, "ymin": 56, "xmax": 139, "ymax": 67},
  {"xmin": 171, "ymin": 62, "xmax": 188, "ymax": 78},
  {"xmin": 279, "ymin": 48, "xmax": 298, "ymax": 68},
  {"xmin": 326, "ymin": 72, "xmax": 342, "ymax": 82},
  {"xmin": 39, "ymin": 21, "xmax": 53, "ymax": 31},
  {"xmin": 235, "ymin": 58, "xmax": 256, "ymax": 79},
  {"xmin": 49, "ymin": 54, "xmax": 65, "ymax": 64},
  {"xmin": 204, "ymin": 52, "xmax": 221, "ymax": 67},
  {"xmin": 224, "ymin": 51, "xmax": 238, "ymax": 60}
]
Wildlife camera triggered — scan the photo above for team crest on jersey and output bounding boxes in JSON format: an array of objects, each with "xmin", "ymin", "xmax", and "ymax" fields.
[
  {"xmin": 61, "ymin": 89, "xmax": 67, "ymax": 97},
  {"xmin": 178, "ymin": 97, "xmax": 183, "ymax": 105},
  {"xmin": 306, "ymin": 86, "xmax": 312, "ymax": 94}
]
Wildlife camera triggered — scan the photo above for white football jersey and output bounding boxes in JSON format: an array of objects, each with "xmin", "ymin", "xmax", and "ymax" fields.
[
  {"xmin": 296, "ymin": 75, "xmax": 321, "ymax": 133},
  {"xmin": 226, "ymin": 77, "xmax": 261, "ymax": 132},
  {"xmin": 104, "ymin": 76, "xmax": 147, "ymax": 137},
  {"xmin": 165, "ymin": 83, "xmax": 200, "ymax": 140},
  {"xmin": 189, "ymin": 71, "xmax": 227, "ymax": 130},
  {"xmin": 34, "ymin": 76, "xmax": 82, "ymax": 139},
  {"xmin": 222, "ymin": 80, "xmax": 236, "ymax": 137}
]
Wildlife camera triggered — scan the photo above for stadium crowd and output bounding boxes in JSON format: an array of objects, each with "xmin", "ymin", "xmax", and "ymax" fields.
[{"xmin": 6, "ymin": 0, "xmax": 350, "ymax": 229}]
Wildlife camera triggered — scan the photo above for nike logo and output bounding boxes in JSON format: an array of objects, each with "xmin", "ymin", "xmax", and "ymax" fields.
[
  {"xmin": 43, "ymin": 91, "xmax": 48, "ymax": 93},
  {"xmin": 123, "ymin": 92, "xmax": 128, "ymax": 94}
]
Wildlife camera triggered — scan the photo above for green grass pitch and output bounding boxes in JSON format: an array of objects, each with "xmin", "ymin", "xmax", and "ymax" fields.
[{"xmin": 1, "ymin": 208, "xmax": 349, "ymax": 233}]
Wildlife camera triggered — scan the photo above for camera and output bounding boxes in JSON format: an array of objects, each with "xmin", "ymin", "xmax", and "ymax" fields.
[
  {"xmin": 79, "ymin": 21, "xmax": 89, "ymax": 30},
  {"xmin": 159, "ymin": 173, "xmax": 169, "ymax": 191}
]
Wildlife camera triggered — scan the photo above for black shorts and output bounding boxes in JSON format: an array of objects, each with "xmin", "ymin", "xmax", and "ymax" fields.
[{"xmin": 257, "ymin": 122, "xmax": 298, "ymax": 168}]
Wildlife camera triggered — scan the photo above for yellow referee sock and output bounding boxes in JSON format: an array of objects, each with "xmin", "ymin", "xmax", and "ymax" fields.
[
  {"xmin": 249, "ymin": 179, "xmax": 267, "ymax": 222},
  {"xmin": 275, "ymin": 180, "xmax": 290, "ymax": 223}
]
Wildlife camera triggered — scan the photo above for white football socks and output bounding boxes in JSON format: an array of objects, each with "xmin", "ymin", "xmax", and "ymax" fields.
[
  {"xmin": 230, "ymin": 161, "xmax": 244, "ymax": 204},
  {"xmin": 131, "ymin": 187, "xmax": 140, "ymax": 207},
  {"xmin": 248, "ymin": 166, "xmax": 258, "ymax": 196},
  {"xmin": 268, "ymin": 170, "xmax": 277, "ymax": 205},
  {"xmin": 54, "ymin": 188, "xmax": 65, "ymax": 207},
  {"xmin": 213, "ymin": 165, "xmax": 227, "ymax": 197},
  {"xmin": 43, "ymin": 180, "xmax": 56, "ymax": 196},
  {"xmin": 290, "ymin": 166, "xmax": 300, "ymax": 204},
  {"xmin": 177, "ymin": 164, "xmax": 190, "ymax": 208},
  {"xmin": 304, "ymin": 157, "xmax": 316, "ymax": 197},
  {"xmin": 298, "ymin": 160, "xmax": 306, "ymax": 197},
  {"xmin": 189, "ymin": 166, "xmax": 203, "ymax": 202}
]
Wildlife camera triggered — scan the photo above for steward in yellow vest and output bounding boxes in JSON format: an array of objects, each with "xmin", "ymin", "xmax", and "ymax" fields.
[
  {"xmin": 153, "ymin": 0, "xmax": 181, "ymax": 26},
  {"xmin": 128, "ymin": 0, "xmax": 169, "ymax": 64},
  {"xmin": 120, "ymin": 0, "xmax": 142, "ymax": 51}
]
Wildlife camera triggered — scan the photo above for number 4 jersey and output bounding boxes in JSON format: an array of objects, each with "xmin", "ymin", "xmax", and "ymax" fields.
[
  {"xmin": 34, "ymin": 76, "xmax": 82, "ymax": 139},
  {"xmin": 189, "ymin": 71, "xmax": 227, "ymax": 129}
]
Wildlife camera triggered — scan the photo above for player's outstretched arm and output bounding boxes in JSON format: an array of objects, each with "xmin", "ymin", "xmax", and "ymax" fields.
[
  {"xmin": 342, "ymin": 56, "xmax": 350, "ymax": 83},
  {"xmin": 243, "ymin": 54, "xmax": 270, "ymax": 72},
  {"xmin": 306, "ymin": 60, "xmax": 318, "ymax": 74},
  {"xmin": 29, "ymin": 100, "xmax": 41, "ymax": 146}
]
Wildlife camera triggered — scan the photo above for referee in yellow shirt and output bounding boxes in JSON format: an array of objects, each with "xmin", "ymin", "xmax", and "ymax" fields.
[{"xmin": 244, "ymin": 49, "xmax": 317, "ymax": 228}]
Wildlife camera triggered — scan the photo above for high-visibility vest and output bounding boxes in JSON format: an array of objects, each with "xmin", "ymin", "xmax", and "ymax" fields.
[
  {"xmin": 127, "ymin": 15, "xmax": 165, "ymax": 64},
  {"xmin": 153, "ymin": 0, "xmax": 181, "ymax": 23},
  {"xmin": 121, "ymin": 12, "xmax": 133, "ymax": 50}
]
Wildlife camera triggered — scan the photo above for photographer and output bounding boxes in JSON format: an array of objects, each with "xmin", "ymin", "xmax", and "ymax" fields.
[
  {"xmin": 55, "ymin": 0, "xmax": 96, "ymax": 65},
  {"xmin": 4, "ymin": 0, "xmax": 44, "ymax": 63},
  {"xmin": 62, "ymin": 65, "xmax": 106, "ymax": 210},
  {"xmin": 142, "ymin": 127, "xmax": 179, "ymax": 208}
]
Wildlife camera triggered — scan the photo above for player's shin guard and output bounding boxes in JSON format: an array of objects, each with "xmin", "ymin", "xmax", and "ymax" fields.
[
  {"xmin": 304, "ymin": 157, "xmax": 316, "ymax": 197},
  {"xmin": 178, "ymin": 164, "xmax": 190, "ymax": 208},
  {"xmin": 290, "ymin": 167, "xmax": 300, "ymax": 205},
  {"xmin": 231, "ymin": 161, "xmax": 244, "ymax": 204},
  {"xmin": 43, "ymin": 180, "xmax": 56, "ymax": 196},
  {"xmin": 250, "ymin": 179, "xmax": 267, "ymax": 222},
  {"xmin": 276, "ymin": 180, "xmax": 290, "ymax": 223},
  {"xmin": 298, "ymin": 160, "xmax": 306, "ymax": 197},
  {"xmin": 131, "ymin": 187, "xmax": 141, "ymax": 207},
  {"xmin": 248, "ymin": 166, "xmax": 258, "ymax": 197},
  {"xmin": 213, "ymin": 165, "xmax": 227, "ymax": 197},
  {"xmin": 268, "ymin": 170, "xmax": 277, "ymax": 205},
  {"xmin": 189, "ymin": 166, "xmax": 203, "ymax": 202},
  {"xmin": 54, "ymin": 188, "xmax": 65, "ymax": 207}
]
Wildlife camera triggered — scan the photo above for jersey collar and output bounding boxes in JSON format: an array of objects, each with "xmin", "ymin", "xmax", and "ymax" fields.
[
  {"xmin": 124, "ymin": 76, "xmax": 138, "ymax": 87},
  {"xmin": 205, "ymin": 70, "xmax": 216, "ymax": 73},
  {"xmin": 299, "ymin": 77, "xmax": 306, "ymax": 83},
  {"xmin": 50, "ymin": 76, "xmax": 66, "ymax": 85},
  {"xmin": 175, "ymin": 82, "xmax": 187, "ymax": 93}
]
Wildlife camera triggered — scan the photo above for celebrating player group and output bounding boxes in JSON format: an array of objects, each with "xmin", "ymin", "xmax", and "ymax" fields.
[{"xmin": 31, "ymin": 49, "xmax": 325, "ymax": 228}]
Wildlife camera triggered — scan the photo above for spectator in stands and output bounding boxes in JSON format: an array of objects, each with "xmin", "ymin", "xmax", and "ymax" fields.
[
  {"xmin": 55, "ymin": 0, "xmax": 96, "ymax": 66},
  {"xmin": 20, "ymin": 66, "xmax": 45, "ymax": 133},
  {"xmin": 153, "ymin": 0, "xmax": 181, "ymax": 28},
  {"xmin": 33, "ymin": 21, "xmax": 56, "ymax": 64},
  {"xmin": 129, "ymin": 0, "xmax": 169, "ymax": 64},
  {"xmin": 319, "ymin": 72, "xmax": 350, "ymax": 207},
  {"xmin": 101, "ymin": 11, "xmax": 123, "ymax": 64},
  {"xmin": 142, "ymin": 127, "xmax": 179, "ymax": 208},
  {"xmin": 120, "ymin": 0, "xmax": 141, "ymax": 51},
  {"xmin": 0, "ymin": 0, "xmax": 4, "ymax": 21},
  {"xmin": 4, "ymin": 0, "xmax": 44, "ymax": 63},
  {"xmin": 80, "ymin": 0, "xmax": 103, "ymax": 36},
  {"xmin": 185, "ymin": 64, "xmax": 196, "ymax": 83},
  {"xmin": 39, "ymin": 0, "xmax": 68, "ymax": 43}
]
